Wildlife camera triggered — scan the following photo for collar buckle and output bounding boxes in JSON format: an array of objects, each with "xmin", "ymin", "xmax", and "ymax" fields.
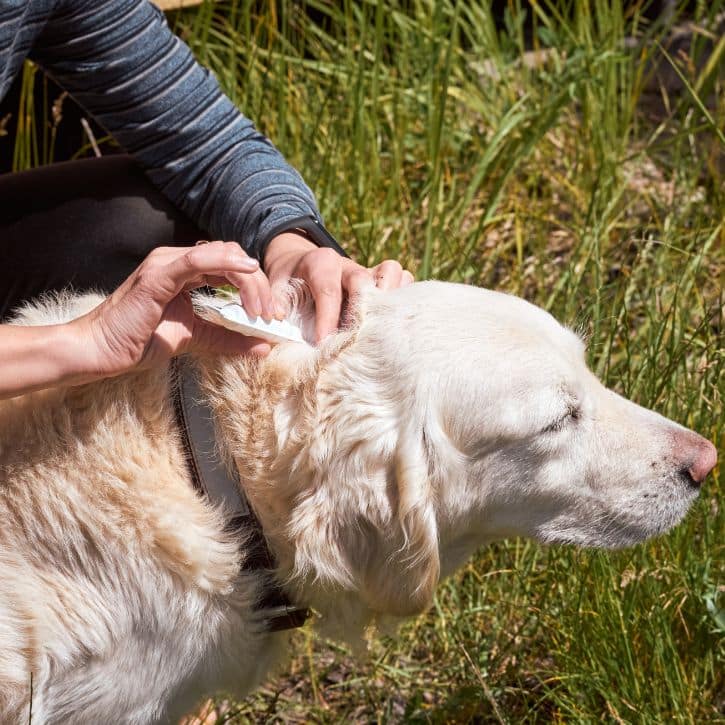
[{"xmin": 262, "ymin": 604, "xmax": 312, "ymax": 632}]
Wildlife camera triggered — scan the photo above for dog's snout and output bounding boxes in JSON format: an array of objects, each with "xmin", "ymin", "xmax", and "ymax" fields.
[{"xmin": 672, "ymin": 430, "xmax": 717, "ymax": 487}]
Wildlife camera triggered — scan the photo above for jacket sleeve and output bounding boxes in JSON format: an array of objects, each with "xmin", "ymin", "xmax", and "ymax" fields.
[{"xmin": 30, "ymin": 0, "xmax": 344, "ymax": 261}]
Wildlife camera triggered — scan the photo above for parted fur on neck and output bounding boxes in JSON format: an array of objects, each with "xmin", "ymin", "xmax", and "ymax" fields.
[
  {"xmin": 193, "ymin": 293, "xmax": 443, "ymax": 644},
  {"xmin": 192, "ymin": 313, "xmax": 388, "ymax": 640}
]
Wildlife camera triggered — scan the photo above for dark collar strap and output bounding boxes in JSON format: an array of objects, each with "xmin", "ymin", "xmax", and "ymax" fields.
[{"xmin": 171, "ymin": 357, "xmax": 309, "ymax": 632}]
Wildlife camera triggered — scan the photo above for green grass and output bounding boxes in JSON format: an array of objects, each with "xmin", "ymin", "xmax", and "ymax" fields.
[{"xmin": 7, "ymin": 0, "xmax": 724, "ymax": 721}]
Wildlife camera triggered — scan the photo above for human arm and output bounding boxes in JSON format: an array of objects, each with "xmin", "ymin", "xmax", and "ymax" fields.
[
  {"xmin": 29, "ymin": 0, "xmax": 414, "ymax": 339},
  {"xmin": 0, "ymin": 242, "xmax": 270, "ymax": 400},
  {"xmin": 0, "ymin": 323, "xmax": 94, "ymax": 399},
  {"xmin": 29, "ymin": 0, "xmax": 344, "ymax": 262}
]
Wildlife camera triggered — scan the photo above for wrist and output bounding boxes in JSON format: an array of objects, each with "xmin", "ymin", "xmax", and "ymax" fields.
[
  {"xmin": 42, "ymin": 319, "xmax": 104, "ymax": 389},
  {"xmin": 263, "ymin": 231, "xmax": 318, "ymax": 274}
]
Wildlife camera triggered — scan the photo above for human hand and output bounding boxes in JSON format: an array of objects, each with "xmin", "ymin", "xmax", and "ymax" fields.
[
  {"xmin": 263, "ymin": 232, "xmax": 415, "ymax": 342},
  {"xmin": 73, "ymin": 241, "xmax": 272, "ymax": 380}
]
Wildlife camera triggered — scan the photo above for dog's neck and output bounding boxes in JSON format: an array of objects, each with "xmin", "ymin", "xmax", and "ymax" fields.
[
  {"xmin": 188, "ymin": 292, "xmax": 447, "ymax": 641},
  {"xmin": 190, "ymin": 336, "xmax": 346, "ymax": 581},
  {"xmin": 189, "ymin": 326, "xmax": 400, "ymax": 640}
]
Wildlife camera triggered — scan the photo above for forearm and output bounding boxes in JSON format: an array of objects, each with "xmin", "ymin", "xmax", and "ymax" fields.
[
  {"xmin": 32, "ymin": 0, "xmax": 343, "ymax": 262},
  {"xmin": 0, "ymin": 323, "xmax": 92, "ymax": 400}
]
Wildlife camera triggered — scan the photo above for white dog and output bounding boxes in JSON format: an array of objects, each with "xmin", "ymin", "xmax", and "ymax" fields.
[{"xmin": 0, "ymin": 281, "xmax": 716, "ymax": 723}]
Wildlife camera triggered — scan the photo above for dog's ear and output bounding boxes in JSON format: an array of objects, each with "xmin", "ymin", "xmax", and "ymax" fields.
[
  {"xmin": 359, "ymin": 421, "xmax": 440, "ymax": 617},
  {"xmin": 288, "ymin": 417, "xmax": 441, "ymax": 622}
]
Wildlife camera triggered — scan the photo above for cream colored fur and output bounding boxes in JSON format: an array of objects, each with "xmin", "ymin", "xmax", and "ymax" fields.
[{"xmin": 0, "ymin": 282, "xmax": 707, "ymax": 723}]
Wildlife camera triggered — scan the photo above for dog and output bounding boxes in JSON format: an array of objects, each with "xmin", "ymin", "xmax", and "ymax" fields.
[{"xmin": 0, "ymin": 281, "xmax": 716, "ymax": 723}]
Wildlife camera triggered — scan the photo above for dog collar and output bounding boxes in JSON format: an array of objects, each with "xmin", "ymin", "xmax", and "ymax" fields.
[{"xmin": 170, "ymin": 357, "xmax": 310, "ymax": 632}]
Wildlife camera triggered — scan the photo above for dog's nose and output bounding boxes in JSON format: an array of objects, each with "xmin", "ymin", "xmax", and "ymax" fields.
[
  {"xmin": 688, "ymin": 438, "xmax": 717, "ymax": 484},
  {"xmin": 675, "ymin": 431, "xmax": 717, "ymax": 486}
]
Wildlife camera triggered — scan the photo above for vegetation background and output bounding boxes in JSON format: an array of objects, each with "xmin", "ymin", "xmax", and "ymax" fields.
[{"xmin": 2, "ymin": 0, "xmax": 722, "ymax": 722}]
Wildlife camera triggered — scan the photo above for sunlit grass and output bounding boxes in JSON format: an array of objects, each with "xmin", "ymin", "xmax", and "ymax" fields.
[
  {"xmin": 172, "ymin": 2, "xmax": 722, "ymax": 720},
  {"xmin": 7, "ymin": 0, "xmax": 723, "ymax": 721}
]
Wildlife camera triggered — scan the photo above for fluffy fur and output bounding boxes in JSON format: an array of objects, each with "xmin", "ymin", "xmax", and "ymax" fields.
[{"xmin": 0, "ymin": 281, "xmax": 714, "ymax": 723}]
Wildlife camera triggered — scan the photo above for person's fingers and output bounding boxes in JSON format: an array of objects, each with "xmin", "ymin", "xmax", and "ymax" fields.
[
  {"xmin": 132, "ymin": 242, "xmax": 267, "ymax": 324},
  {"xmin": 146, "ymin": 242, "xmax": 258, "ymax": 300},
  {"xmin": 264, "ymin": 240, "xmax": 413, "ymax": 342},
  {"xmin": 168, "ymin": 242, "xmax": 274, "ymax": 320},
  {"xmin": 269, "ymin": 278, "xmax": 293, "ymax": 320},
  {"xmin": 140, "ymin": 241, "xmax": 254, "ymax": 269},
  {"xmin": 372, "ymin": 259, "xmax": 408, "ymax": 290},
  {"xmin": 189, "ymin": 318, "xmax": 271, "ymax": 357},
  {"xmin": 249, "ymin": 269, "xmax": 275, "ymax": 322},
  {"xmin": 303, "ymin": 249, "xmax": 344, "ymax": 342},
  {"xmin": 179, "ymin": 277, "xmax": 277, "ymax": 323},
  {"xmin": 234, "ymin": 272, "xmax": 264, "ymax": 318},
  {"xmin": 232, "ymin": 269, "xmax": 276, "ymax": 320},
  {"xmin": 341, "ymin": 263, "xmax": 375, "ymax": 298}
]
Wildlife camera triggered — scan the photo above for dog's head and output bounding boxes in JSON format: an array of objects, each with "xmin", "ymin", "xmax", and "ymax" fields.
[{"xmin": 235, "ymin": 281, "xmax": 716, "ymax": 628}]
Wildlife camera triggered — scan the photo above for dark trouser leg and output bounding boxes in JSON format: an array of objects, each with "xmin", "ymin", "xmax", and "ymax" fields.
[{"xmin": 0, "ymin": 155, "xmax": 206, "ymax": 320}]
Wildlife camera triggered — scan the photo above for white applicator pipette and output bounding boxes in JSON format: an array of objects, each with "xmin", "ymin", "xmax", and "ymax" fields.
[{"xmin": 196, "ymin": 297, "xmax": 305, "ymax": 345}]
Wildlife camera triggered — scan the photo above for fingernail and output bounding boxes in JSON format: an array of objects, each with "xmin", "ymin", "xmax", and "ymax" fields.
[{"xmin": 238, "ymin": 258, "xmax": 259, "ymax": 271}]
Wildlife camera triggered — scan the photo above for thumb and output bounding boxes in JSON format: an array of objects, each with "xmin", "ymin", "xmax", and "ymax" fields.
[{"xmin": 189, "ymin": 318, "xmax": 272, "ymax": 358}]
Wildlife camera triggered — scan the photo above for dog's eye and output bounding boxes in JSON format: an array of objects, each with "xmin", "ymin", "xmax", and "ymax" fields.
[{"xmin": 543, "ymin": 404, "xmax": 581, "ymax": 433}]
